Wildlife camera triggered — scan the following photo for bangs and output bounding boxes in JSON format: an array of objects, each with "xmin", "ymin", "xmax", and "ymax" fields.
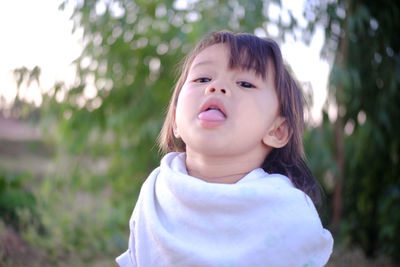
[{"xmin": 204, "ymin": 32, "xmax": 280, "ymax": 80}]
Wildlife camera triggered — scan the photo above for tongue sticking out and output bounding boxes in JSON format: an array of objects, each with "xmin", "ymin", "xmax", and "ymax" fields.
[{"xmin": 198, "ymin": 109, "xmax": 226, "ymax": 121}]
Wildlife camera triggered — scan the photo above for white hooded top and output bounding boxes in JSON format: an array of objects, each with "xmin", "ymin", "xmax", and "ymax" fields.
[{"xmin": 116, "ymin": 152, "xmax": 333, "ymax": 267}]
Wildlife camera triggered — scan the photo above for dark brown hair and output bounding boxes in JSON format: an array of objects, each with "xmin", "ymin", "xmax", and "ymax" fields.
[{"xmin": 158, "ymin": 31, "xmax": 321, "ymax": 203}]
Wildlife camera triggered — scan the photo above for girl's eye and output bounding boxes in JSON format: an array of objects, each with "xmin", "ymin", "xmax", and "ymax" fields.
[
  {"xmin": 194, "ymin": 77, "xmax": 211, "ymax": 83},
  {"xmin": 237, "ymin": 81, "xmax": 256, "ymax": 88}
]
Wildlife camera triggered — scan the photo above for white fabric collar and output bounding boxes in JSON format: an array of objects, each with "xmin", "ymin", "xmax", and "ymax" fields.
[{"xmin": 117, "ymin": 152, "xmax": 333, "ymax": 267}]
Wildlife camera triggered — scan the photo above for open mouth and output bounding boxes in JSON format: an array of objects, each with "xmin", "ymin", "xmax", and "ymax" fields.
[
  {"xmin": 204, "ymin": 105, "xmax": 227, "ymax": 118},
  {"xmin": 200, "ymin": 100, "xmax": 227, "ymax": 118},
  {"xmin": 198, "ymin": 99, "xmax": 227, "ymax": 127}
]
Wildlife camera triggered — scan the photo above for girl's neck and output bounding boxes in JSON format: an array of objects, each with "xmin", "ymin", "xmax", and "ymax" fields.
[{"xmin": 184, "ymin": 149, "xmax": 268, "ymax": 184}]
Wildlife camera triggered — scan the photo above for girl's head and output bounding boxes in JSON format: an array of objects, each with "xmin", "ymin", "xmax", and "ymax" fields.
[{"xmin": 159, "ymin": 31, "xmax": 320, "ymax": 202}]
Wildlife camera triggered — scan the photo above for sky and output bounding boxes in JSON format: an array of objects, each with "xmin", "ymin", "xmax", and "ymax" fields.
[
  {"xmin": 0, "ymin": 0, "xmax": 81, "ymax": 107},
  {"xmin": 0, "ymin": 0, "xmax": 330, "ymax": 123}
]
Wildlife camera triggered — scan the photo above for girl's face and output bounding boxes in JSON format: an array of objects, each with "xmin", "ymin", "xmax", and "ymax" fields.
[{"xmin": 174, "ymin": 44, "xmax": 284, "ymax": 159}]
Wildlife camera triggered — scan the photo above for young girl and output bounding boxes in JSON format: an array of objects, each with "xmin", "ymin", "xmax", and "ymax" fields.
[{"xmin": 116, "ymin": 31, "xmax": 333, "ymax": 267}]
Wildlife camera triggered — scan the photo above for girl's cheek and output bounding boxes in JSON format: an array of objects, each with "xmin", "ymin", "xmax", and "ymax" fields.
[
  {"xmin": 175, "ymin": 91, "xmax": 186, "ymax": 107},
  {"xmin": 177, "ymin": 84, "xmax": 194, "ymax": 101},
  {"xmin": 176, "ymin": 87, "xmax": 191, "ymax": 111}
]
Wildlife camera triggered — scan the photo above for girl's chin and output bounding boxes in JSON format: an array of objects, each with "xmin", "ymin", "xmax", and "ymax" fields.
[{"xmin": 185, "ymin": 144, "xmax": 238, "ymax": 156}]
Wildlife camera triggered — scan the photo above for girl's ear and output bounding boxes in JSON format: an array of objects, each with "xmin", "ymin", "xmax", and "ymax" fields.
[
  {"xmin": 173, "ymin": 124, "xmax": 180, "ymax": 138},
  {"xmin": 262, "ymin": 116, "xmax": 290, "ymax": 148},
  {"xmin": 173, "ymin": 111, "xmax": 180, "ymax": 138}
]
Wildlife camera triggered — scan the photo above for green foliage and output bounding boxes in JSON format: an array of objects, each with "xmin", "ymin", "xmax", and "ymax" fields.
[
  {"xmin": 303, "ymin": 112, "xmax": 337, "ymax": 223},
  {"xmin": 0, "ymin": 169, "xmax": 35, "ymax": 228},
  {"xmin": 339, "ymin": 1, "xmax": 400, "ymax": 260},
  {"xmin": 307, "ymin": 0, "xmax": 400, "ymax": 261},
  {"xmin": 27, "ymin": 174, "xmax": 120, "ymax": 262},
  {"xmin": 13, "ymin": 66, "xmax": 41, "ymax": 89}
]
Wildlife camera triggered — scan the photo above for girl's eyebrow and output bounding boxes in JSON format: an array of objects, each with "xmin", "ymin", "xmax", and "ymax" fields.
[{"xmin": 191, "ymin": 60, "xmax": 215, "ymax": 70}]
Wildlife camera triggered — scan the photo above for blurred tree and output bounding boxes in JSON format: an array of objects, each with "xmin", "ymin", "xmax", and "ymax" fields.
[{"xmin": 306, "ymin": 0, "xmax": 400, "ymax": 260}]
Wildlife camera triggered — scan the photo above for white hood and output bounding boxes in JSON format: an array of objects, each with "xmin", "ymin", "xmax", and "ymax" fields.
[{"xmin": 116, "ymin": 152, "xmax": 333, "ymax": 267}]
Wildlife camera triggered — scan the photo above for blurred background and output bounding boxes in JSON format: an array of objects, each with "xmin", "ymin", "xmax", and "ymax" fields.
[{"xmin": 0, "ymin": 0, "xmax": 399, "ymax": 266}]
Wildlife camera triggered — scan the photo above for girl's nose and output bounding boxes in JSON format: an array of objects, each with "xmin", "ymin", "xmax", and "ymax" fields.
[
  {"xmin": 208, "ymin": 87, "xmax": 227, "ymax": 94},
  {"xmin": 205, "ymin": 82, "xmax": 230, "ymax": 96}
]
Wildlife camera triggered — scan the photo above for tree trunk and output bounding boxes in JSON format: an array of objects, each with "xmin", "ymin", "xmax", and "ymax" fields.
[{"xmin": 331, "ymin": 0, "xmax": 351, "ymax": 231}]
